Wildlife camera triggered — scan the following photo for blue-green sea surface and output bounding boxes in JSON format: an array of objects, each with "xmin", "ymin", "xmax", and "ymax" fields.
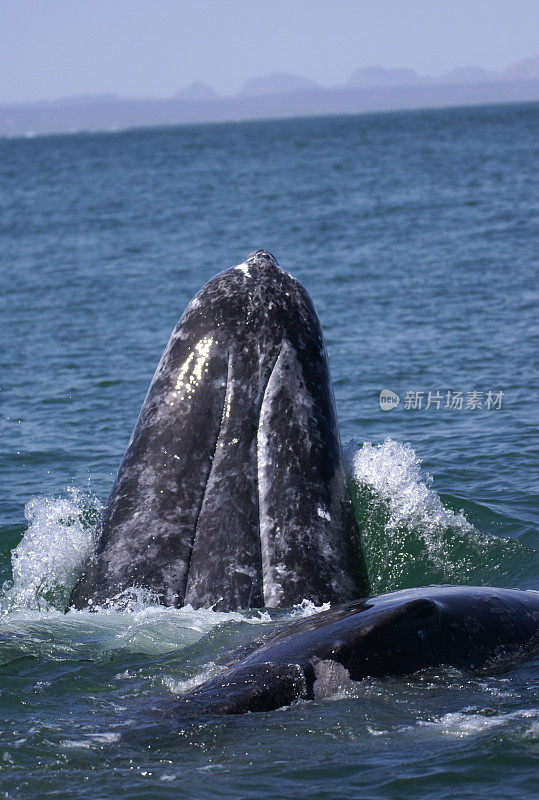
[{"xmin": 0, "ymin": 103, "xmax": 538, "ymax": 799}]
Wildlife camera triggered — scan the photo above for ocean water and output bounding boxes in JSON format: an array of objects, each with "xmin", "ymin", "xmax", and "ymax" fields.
[{"xmin": 0, "ymin": 103, "xmax": 538, "ymax": 799}]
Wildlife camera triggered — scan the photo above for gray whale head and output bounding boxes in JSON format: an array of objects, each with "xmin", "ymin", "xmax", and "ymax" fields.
[{"xmin": 71, "ymin": 251, "xmax": 369, "ymax": 610}]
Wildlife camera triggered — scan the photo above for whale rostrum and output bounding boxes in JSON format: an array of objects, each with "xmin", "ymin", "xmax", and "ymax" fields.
[{"xmin": 71, "ymin": 251, "xmax": 369, "ymax": 610}]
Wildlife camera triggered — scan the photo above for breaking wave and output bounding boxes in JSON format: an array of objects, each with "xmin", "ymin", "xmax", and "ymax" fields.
[{"xmin": 344, "ymin": 438, "xmax": 532, "ymax": 594}]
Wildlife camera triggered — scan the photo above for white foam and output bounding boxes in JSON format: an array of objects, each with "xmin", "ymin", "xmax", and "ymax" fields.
[
  {"xmin": 288, "ymin": 598, "xmax": 331, "ymax": 618},
  {"xmin": 418, "ymin": 708, "xmax": 538, "ymax": 737},
  {"xmin": 0, "ymin": 583, "xmax": 276, "ymax": 661},
  {"xmin": 60, "ymin": 731, "xmax": 120, "ymax": 750},
  {"xmin": 344, "ymin": 438, "xmax": 474, "ymax": 539},
  {"xmin": 3, "ymin": 489, "xmax": 98, "ymax": 612}
]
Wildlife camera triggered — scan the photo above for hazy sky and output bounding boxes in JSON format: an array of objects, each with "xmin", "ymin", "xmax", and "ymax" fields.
[{"xmin": 1, "ymin": 0, "xmax": 538, "ymax": 104}]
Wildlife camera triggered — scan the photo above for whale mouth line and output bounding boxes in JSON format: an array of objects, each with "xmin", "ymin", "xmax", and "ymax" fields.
[
  {"xmin": 183, "ymin": 348, "xmax": 232, "ymax": 602},
  {"xmin": 256, "ymin": 344, "xmax": 284, "ymax": 607}
]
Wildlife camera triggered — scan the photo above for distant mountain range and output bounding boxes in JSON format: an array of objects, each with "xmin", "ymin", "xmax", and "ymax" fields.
[
  {"xmin": 173, "ymin": 56, "xmax": 539, "ymax": 99},
  {"xmin": 1, "ymin": 56, "xmax": 538, "ymax": 136},
  {"xmin": 346, "ymin": 56, "xmax": 539, "ymax": 88}
]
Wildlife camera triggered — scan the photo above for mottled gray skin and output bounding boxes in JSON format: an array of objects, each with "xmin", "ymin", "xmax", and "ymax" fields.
[
  {"xmin": 71, "ymin": 251, "xmax": 368, "ymax": 610},
  {"xmin": 172, "ymin": 586, "xmax": 539, "ymax": 716}
]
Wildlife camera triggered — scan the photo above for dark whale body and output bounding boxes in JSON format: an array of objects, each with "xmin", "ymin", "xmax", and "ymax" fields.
[
  {"xmin": 71, "ymin": 251, "xmax": 369, "ymax": 610},
  {"xmin": 173, "ymin": 586, "xmax": 539, "ymax": 716}
]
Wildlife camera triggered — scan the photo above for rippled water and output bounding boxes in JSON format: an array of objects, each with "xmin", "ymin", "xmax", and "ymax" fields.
[{"xmin": 0, "ymin": 103, "xmax": 538, "ymax": 799}]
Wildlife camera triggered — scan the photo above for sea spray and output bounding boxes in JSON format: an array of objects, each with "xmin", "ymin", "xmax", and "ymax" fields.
[
  {"xmin": 2, "ymin": 489, "xmax": 99, "ymax": 612},
  {"xmin": 344, "ymin": 439, "xmax": 530, "ymax": 593}
]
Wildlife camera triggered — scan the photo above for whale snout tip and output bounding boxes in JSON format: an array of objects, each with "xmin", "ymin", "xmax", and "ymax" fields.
[
  {"xmin": 232, "ymin": 249, "xmax": 287, "ymax": 284},
  {"xmin": 245, "ymin": 249, "xmax": 280, "ymax": 267}
]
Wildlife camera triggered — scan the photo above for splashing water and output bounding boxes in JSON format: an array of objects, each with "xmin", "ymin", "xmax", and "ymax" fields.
[
  {"xmin": 344, "ymin": 439, "xmax": 531, "ymax": 594},
  {"xmin": 2, "ymin": 489, "xmax": 99, "ymax": 613}
]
